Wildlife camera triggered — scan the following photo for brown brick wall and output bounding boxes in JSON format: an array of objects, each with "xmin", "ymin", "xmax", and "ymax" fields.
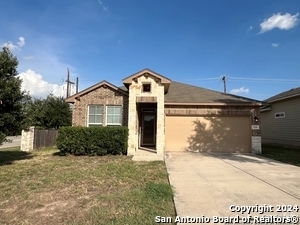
[{"xmin": 71, "ymin": 86, "xmax": 128, "ymax": 127}]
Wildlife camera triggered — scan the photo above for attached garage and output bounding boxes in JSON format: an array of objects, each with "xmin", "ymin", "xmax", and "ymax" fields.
[
  {"xmin": 165, "ymin": 115, "xmax": 251, "ymax": 153},
  {"xmin": 67, "ymin": 68, "xmax": 263, "ymax": 156}
]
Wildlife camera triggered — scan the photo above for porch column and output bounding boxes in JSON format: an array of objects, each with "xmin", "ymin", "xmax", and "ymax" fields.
[
  {"xmin": 127, "ymin": 88, "xmax": 138, "ymax": 155},
  {"xmin": 156, "ymin": 92, "xmax": 165, "ymax": 155}
]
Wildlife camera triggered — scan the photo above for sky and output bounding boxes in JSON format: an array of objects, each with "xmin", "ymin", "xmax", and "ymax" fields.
[{"xmin": 1, "ymin": 0, "xmax": 300, "ymax": 100}]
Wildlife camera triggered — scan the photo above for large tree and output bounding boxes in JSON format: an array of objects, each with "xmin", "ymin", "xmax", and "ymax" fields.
[
  {"xmin": 0, "ymin": 47, "xmax": 26, "ymax": 136},
  {"xmin": 24, "ymin": 94, "xmax": 72, "ymax": 129}
]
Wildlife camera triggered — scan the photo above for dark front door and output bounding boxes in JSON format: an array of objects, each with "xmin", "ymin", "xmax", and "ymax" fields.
[{"xmin": 141, "ymin": 114, "xmax": 156, "ymax": 146}]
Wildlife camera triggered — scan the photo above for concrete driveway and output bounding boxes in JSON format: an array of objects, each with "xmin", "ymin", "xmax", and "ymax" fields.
[{"xmin": 165, "ymin": 152, "xmax": 300, "ymax": 224}]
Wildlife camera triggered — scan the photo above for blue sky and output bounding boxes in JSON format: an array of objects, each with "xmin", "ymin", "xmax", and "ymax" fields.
[{"xmin": 1, "ymin": 0, "xmax": 300, "ymax": 100}]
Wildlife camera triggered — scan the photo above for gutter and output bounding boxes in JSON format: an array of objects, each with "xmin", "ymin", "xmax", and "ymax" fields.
[{"xmin": 164, "ymin": 102, "xmax": 263, "ymax": 106}]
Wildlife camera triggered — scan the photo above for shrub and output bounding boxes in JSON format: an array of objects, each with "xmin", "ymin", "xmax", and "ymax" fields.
[{"xmin": 56, "ymin": 126, "xmax": 128, "ymax": 156}]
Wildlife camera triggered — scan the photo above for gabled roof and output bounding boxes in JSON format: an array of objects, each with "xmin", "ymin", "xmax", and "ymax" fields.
[
  {"xmin": 120, "ymin": 81, "xmax": 263, "ymax": 105},
  {"xmin": 67, "ymin": 69, "xmax": 263, "ymax": 106},
  {"xmin": 122, "ymin": 68, "xmax": 171, "ymax": 93},
  {"xmin": 164, "ymin": 81, "xmax": 263, "ymax": 105},
  {"xmin": 264, "ymin": 87, "xmax": 300, "ymax": 103},
  {"xmin": 66, "ymin": 80, "xmax": 128, "ymax": 103}
]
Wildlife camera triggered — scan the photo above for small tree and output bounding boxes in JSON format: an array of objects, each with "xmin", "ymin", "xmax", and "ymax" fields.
[
  {"xmin": 0, "ymin": 47, "xmax": 26, "ymax": 136},
  {"xmin": 43, "ymin": 94, "xmax": 72, "ymax": 129},
  {"xmin": 24, "ymin": 94, "xmax": 72, "ymax": 129}
]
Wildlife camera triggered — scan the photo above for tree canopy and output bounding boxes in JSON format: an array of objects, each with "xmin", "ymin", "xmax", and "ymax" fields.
[
  {"xmin": 24, "ymin": 94, "xmax": 72, "ymax": 129},
  {"xmin": 0, "ymin": 47, "xmax": 26, "ymax": 136}
]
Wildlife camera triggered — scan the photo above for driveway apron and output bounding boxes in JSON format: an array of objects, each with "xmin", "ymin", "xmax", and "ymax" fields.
[{"xmin": 165, "ymin": 152, "xmax": 300, "ymax": 224}]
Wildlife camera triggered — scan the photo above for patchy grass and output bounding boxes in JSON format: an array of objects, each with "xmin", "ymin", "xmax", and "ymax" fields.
[
  {"xmin": 0, "ymin": 148, "xmax": 176, "ymax": 224},
  {"xmin": 0, "ymin": 146, "xmax": 34, "ymax": 166},
  {"xmin": 262, "ymin": 144, "xmax": 300, "ymax": 167}
]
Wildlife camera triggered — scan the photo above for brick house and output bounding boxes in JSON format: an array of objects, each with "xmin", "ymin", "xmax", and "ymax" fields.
[{"xmin": 66, "ymin": 68, "xmax": 263, "ymax": 156}]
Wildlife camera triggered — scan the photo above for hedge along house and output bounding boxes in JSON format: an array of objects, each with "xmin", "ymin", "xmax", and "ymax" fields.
[{"xmin": 66, "ymin": 68, "xmax": 263, "ymax": 156}]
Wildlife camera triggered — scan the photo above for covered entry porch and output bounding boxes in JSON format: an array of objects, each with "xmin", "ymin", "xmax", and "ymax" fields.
[
  {"xmin": 137, "ymin": 103, "xmax": 157, "ymax": 152},
  {"xmin": 123, "ymin": 69, "xmax": 170, "ymax": 156}
]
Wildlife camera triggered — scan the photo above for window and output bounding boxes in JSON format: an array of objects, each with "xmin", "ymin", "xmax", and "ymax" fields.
[
  {"xmin": 275, "ymin": 112, "xmax": 285, "ymax": 119},
  {"xmin": 88, "ymin": 105, "xmax": 103, "ymax": 126},
  {"xmin": 142, "ymin": 83, "xmax": 151, "ymax": 92},
  {"xmin": 106, "ymin": 106, "xmax": 122, "ymax": 126}
]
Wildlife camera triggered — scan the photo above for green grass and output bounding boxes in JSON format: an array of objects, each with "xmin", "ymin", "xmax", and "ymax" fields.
[
  {"xmin": 262, "ymin": 144, "xmax": 300, "ymax": 167},
  {"xmin": 0, "ymin": 147, "xmax": 176, "ymax": 225}
]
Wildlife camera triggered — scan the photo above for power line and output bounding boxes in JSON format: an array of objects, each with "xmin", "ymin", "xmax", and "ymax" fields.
[
  {"xmin": 181, "ymin": 77, "xmax": 220, "ymax": 81},
  {"xmin": 229, "ymin": 77, "xmax": 300, "ymax": 82}
]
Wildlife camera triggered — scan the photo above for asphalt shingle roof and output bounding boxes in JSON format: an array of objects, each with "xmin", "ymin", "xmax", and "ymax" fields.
[
  {"xmin": 264, "ymin": 87, "xmax": 300, "ymax": 102},
  {"xmin": 120, "ymin": 81, "xmax": 262, "ymax": 104},
  {"xmin": 165, "ymin": 81, "xmax": 261, "ymax": 104}
]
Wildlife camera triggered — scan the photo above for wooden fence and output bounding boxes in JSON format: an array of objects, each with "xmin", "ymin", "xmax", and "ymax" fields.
[{"xmin": 33, "ymin": 129, "xmax": 58, "ymax": 149}]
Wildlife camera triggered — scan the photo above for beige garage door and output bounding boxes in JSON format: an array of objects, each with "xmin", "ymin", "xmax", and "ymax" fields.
[{"xmin": 165, "ymin": 116, "xmax": 251, "ymax": 153}]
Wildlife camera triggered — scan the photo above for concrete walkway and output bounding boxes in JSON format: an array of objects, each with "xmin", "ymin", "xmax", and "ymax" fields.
[
  {"xmin": 165, "ymin": 152, "xmax": 300, "ymax": 224},
  {"xmin": 132, "ymin": 149, "xmax": 164, "ymax": 161}
]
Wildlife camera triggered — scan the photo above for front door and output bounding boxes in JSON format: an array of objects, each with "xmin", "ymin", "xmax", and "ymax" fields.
[{"xmin": 141, "ymin": 114, "xmax": 156, "ymax": 146}]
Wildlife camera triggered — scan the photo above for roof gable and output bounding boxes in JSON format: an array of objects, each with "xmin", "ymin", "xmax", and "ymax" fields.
[
  {"xmin": 66, "ymin": 80, "xmax": 128, "ymax": 103},
  {"xmin": 264, "ymin": 87, "xmax": 300, "ymax": 103},
  {"xmin": 122, "ymin": 68, "xmax": 171, "ymax": 92}
]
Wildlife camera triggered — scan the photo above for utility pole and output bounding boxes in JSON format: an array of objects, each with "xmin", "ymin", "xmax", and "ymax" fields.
[
  {"xmin": 76, "ymin": 77, "xmax": 79, "ymax": 94},
  {"xmin": 66, "ymin": 68, "xmax": 75, "ymax": 98},
  {"xmin": 222, "ymin": 75, "xmax": 226, "ymax": 93}
]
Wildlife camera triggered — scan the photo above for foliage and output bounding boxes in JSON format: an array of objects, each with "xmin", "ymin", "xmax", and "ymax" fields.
[
  {"xmin": 0, "ymin": 132, "xmax": 5, "ymax": 145},
  {"xmin": 23, "ymin": 94, "xmax": 72, "ymax": 129},
  {"xmin": 0, "ymin": 47, "xmax": 27, "ymax": 135},
  {"xmin": 56, "ymin": 126, "xmax": 129, "ymax": 155}
]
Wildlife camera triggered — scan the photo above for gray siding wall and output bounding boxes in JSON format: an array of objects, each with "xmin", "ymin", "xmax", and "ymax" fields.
[{"xmin": 261, "ymin": 97, "xmax": 300, "ymax": 146}]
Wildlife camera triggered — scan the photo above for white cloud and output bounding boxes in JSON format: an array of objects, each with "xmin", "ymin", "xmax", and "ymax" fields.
[
  {"xmin": 17, "ymin": 37, "xmax": 25, "ymax": 47},
  {"xmin": 259, "ymin": 12, "xmax": 299, "ymax": 33},
  {"xmin": 2, "ymin": 42, "xmax": 19, "ymax": 51},
  {"xmin": 272, "ymin": 43, "xmax": 279, "ymax": 48},
  {"xmin": 230, "ymin": 87, "xmax": 249, "ymax": 95},
  {"xmin": 15, "ymin": 36, "xmax": 77, "ymax": 86},
  {"xmin": 18, "ymin": 69, "xmax": 76, "ymax": 98},
  {"xmin": 2, "ymin": 36, "xmax": 25, "ymax": 51},
  {"xmin": 2, "ymin": 36, "xmax": 77, "ymax": 95},
  {"xmin": 248, "ymin": 26, "xmax": 253, "ymax": 31},
  {"xmin": 97, "ymin": 0, "xmax": 108, "ymax": 11}
]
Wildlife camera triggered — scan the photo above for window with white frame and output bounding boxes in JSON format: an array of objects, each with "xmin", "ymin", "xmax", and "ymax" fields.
[
  {"xmin": 88, "ymin": 105, "xmax": 103, "ymax": 126},
  {"xmin": 275, "ymin": 112, "xmax": 285, "ymax": 119},
  {"xmin": 106, "ymin": 105, "xmax": 122, "ymax": 126}
]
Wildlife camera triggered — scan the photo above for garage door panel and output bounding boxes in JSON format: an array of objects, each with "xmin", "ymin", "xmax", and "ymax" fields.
[{"xmin": 165, "ymin": 116, "xmax": 251, "ymax": 153}]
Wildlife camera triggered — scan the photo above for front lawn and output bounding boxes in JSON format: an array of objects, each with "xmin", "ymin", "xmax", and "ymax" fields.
[
  {"xmin": 262, "ymin": 144, "xmax": 300, "ymax": 167},
  {"xmin": 0, "ymin": 147, "xmax": 176, "ymax": 225}
]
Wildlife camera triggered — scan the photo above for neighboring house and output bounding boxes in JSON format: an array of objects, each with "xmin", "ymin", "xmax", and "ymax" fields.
[
  {"xmin": 66, "ymin": 68, "xmax": 263, "ymax": 155},
  {"xmin": 260, "ymin": 87, "xmax": 300, "ymax": 147}
]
